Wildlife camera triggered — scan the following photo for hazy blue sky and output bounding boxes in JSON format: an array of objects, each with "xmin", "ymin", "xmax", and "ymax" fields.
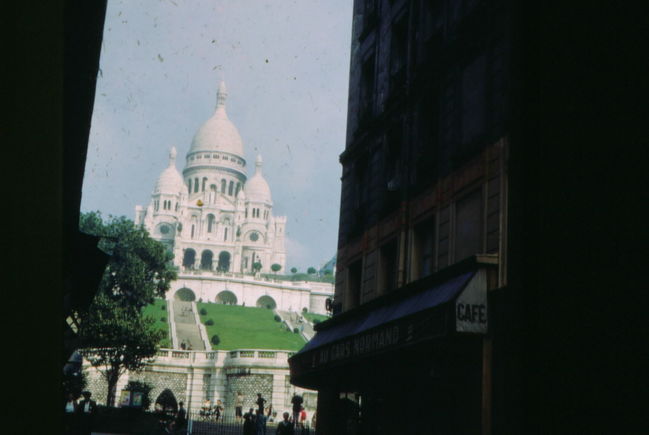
[{"xmin": 81, "ymin": 0, "xmax": 353, "ymax": 272}]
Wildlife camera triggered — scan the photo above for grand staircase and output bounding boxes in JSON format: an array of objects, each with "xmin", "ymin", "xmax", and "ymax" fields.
[{"xmin": 172, "ymin": 300, "xmax": 206, "ymax": 350}]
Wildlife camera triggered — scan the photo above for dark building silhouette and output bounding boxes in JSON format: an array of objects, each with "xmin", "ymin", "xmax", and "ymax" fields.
[{"xmin": 289, "ymin": 1, "xmax": 645, "ymax": 434}]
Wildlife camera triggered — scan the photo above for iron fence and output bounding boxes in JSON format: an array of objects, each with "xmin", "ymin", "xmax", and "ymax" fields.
[{"xmin": 186, "ymin": 411, "xmax": 312, "ymax": 435}]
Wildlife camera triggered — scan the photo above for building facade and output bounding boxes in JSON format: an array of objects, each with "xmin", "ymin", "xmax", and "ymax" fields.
[
  {"xmin": 135, "ymin": 81, "xmax": 332, "ymax": 314},
  {"xmin": 290, "ymin": 1, "xmax": 510, "ymax": 434}
]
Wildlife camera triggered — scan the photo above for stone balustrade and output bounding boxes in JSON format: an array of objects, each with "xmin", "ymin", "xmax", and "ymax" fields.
[{"xmin": 152, "ymin": 348, "xmax": 295, "ymax": 369}]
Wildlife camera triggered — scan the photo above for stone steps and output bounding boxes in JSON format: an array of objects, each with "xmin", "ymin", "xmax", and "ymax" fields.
[{"xmin": 173, "ymin": 300, "xmax": 206, "ymax": 350}]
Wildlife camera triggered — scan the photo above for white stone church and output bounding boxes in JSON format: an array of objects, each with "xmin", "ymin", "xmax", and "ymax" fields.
[{"xmin": 134, "ymin": 81, "xmax": 332, "ymax": 314}]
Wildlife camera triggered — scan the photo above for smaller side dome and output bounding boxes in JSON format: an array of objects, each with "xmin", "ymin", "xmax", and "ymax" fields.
[
  {"xmin": 155, "ymin": 147, "xmax": 185, "ymax": 194},
  {"xmin": 244, "ymin": 155, "xmax": 272, "ymax": 203}
]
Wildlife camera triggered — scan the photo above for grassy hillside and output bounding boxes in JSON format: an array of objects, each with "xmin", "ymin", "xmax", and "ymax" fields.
[
  {"xmin": 197, "ymin": 303, "xmax": 306, "ymax": 351},
  {"xmin": 142, "ymin": 299, "xmax": 171, "ymax": 348}
]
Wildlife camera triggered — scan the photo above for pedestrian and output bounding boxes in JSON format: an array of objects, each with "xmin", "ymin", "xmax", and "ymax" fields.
[
  {"xmin": 175, "ymin": 401, "xmax": 187, "ymax": 434},
  {"xmin": 63, "ymin": 393, "xmax": 77, "ymax": 435},
  {"xmin": 290, "ymin": 393, "xmax": 303, "ymax": 428},
  {"xmin": 276, "ymin": 412, "xmax": 294, "ymax": 435},
  {"xmin": 243, "ymin": 411, "xmax": 255, "ymax": 435},
  {"xmin": 255, "ymin": 409, "xmax": 267, "ymax": 435},
  {"xmin": 235, "ymin": 391, "xmax": 244, "ymax": 422},
  {"xmin": 299, "ymin": 406, "xmax": 307, "ymax": 429},
  {"xmin": 255, "ymin": 393, "xmax": 266, "ymax": 414},
  {"xmin": 76, "ymin": 391, "xmax": 97, "ymax": 435}
]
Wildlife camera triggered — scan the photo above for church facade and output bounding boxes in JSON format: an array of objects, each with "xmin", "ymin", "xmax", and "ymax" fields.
[{"xmin": 135, "ymin": 81, "xmax": 332, "ymax": 314}]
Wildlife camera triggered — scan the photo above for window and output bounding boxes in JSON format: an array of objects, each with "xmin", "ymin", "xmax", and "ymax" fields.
[
  {"xmin": 412, "ymin": 217, "xmax": 436, "ymax": 280},
  {"xmin": 461, "ymin": 54, "xmax": 487, "ymax": 145},
  {"xmin": 202, "ymin": 177, "xmax": 207, "ymax": 192},
  {"xmin": 455, "ymin": 190, "xmax": 483, "ymax": 261},
  {"xmin": 389, "ymin": 17, "xmax": 408, "ymax": 97},
  {"xmin": 359, "ymin": 55, "xmax": 375, "ymax": 122},
  {"xmin": 194, "ymin": 178, "xmax": 199, "ymax": 193},
  {"xmin": 347, "ymin": 259, "xmax": 363, "ymax": 308},
  {"xmin": 207, "ymin": 214, "xmax": 215, "ymax": 233},
  {"xmin": 228, "ymin": 181, "xmax": 234, "ymax": 196},
  {"xmin": 188, "ymin": 179, "xmax": 192, "ymax": 194},
  {"xmin": 224, "ymin": 228, "xmax": 228, "ymax": 241},
  {"xmin": 378, "ymin": 239, "xmax": 398, "ymax": 293}
]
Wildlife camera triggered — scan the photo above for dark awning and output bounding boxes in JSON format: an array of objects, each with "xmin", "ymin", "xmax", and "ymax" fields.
[{"xmin": 298, "ymin": 271, "xmax": 475, "ymax": 355}]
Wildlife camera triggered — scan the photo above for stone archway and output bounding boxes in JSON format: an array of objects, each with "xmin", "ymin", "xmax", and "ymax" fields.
[
  {"xmin": 256, "ymin": 295, "xmax": 276, "ymax": 309},
  {"xmin": 174, "ymin": 288, "xmax": 196, "ymax": 301},
  {"xmin": 216, "ymin": 290, "xmax": 238, "ymax": 305},
  {"xmin": 155, "ymin": 388, "xmax": 178, "ymax": 412}
]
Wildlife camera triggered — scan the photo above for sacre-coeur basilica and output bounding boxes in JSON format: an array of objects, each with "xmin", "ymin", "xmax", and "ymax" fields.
[{"xmin": 135, "ymin": 81, "xmax": 333, "ymax": 314}]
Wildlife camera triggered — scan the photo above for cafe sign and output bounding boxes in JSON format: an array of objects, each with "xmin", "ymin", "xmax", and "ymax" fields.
[{"xmin": 455, "ymin": 268, "xmax": 488, "ymax": 333}]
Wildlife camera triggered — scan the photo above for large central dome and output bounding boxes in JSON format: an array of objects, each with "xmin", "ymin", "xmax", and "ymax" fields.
[{"xmin": 189, "ymin": 81, "xmax": 244, "ymax": 157}]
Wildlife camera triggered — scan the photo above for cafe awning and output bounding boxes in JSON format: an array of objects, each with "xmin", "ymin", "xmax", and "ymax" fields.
[
  {"xmin": 300, "ymin": 270, "xmax": 476, "ymax": 355},
  {"xmin": 289, "ymin": 262, "xmax": 494, "ymax": 389}
]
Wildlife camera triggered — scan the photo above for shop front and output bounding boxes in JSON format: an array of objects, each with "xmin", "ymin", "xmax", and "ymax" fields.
[{"xmin": 289, "ymin": 257, "xmax": 498, "ymax": 435}]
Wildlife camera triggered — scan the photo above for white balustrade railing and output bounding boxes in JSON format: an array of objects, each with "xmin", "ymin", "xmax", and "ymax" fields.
[{"xmin": 153, "ymin": 348, "xmax": 295, "ymax": 367}]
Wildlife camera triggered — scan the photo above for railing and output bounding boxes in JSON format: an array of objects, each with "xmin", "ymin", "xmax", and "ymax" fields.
[
  {"xmin": 187, "ymin": 411, "xmax": 309, "ymax": 435},
  {"xmin": 153, "ymin": 349, "xmax": 295, "ymax": 366}
]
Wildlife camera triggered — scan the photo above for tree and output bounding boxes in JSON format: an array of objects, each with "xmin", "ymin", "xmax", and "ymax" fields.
[
  {"xmin": 271, "ymin": 263, "xmax": 282, "ymax": 274},
  {"xmin": 290, "ymin": 267, "xmax": 297, "ymax": 274},
  {"xmin": 79, "ymin": 211, "xmax": 177, "ymax": 310},
  {"xmin": 252, "ymin": 261, "xmax": 263, "ymax": 273},
  {"xmin": 77, "ymin": 212, "xmax": 177, "ymax": 406},
  {"xmin": 307, "ymin": 267, "xmax": 317, "ymax": 275},
  {"xmin": 79, "ymin": 292, "xmax": 163, "ymax": 406}
]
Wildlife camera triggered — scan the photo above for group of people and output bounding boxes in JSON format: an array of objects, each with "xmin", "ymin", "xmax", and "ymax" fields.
[
  {"xmin": 199, "ymin": 398, "xmax": 224, "ymax": 420},
  {"xmin": 63, "ymin": 391, "xmax": 98, "ymax": 435},
  {"xmin": 154, "ymin": 400, "xmax": 187, "ymax": 434}
]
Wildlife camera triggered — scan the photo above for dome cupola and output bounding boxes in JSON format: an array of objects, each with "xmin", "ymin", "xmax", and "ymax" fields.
[
  {"xmin": 154, "ymin": 147, "xmax": 185, "ymax": 194},
  {"xmin": 244, "ymin": 155, "xmax": 272, "ymax": 204},
  {"xmin": 188, "ymin": 81, "xmax": 244, "ymax": 157}
]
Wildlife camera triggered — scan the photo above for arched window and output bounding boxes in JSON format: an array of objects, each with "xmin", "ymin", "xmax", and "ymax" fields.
[
  {"xmin": 221, "ymin": 179, "xmax": 227, "ymax": 193},
  {"xmin": 188, "ymin": 179, "xmax": 192, "ymax": 193},
  {"xmin": 194, "ymin": 178, "xmax": 199, "ymax": 193},
  {"xmin": 202, "ymin": 177, "xmax": 207, "ymax": 192},
  {"xmin": 245, "ymin": 208, "xmax": 248, "ymax": 218},
  {"xmin": 200, "ymin": 250, "xmax": 213, "ymax": 270},
  {"xmin": 217, "ymin": 251, "xmax": 231, "ymax": 272},
  {"xmin": 228, "ymin": 181, "xmax": 234, "ymax": 196},
  {"xmin": 207, "ymin": 214, "xmax": 215, "ymax": 232},
  {"xmin": 191, "ymin": 224, "xmax": 195, "ymax": 239},
  {"xmin": 236, "ymin": 182, "xmax": 241, "ymax": 196},
  {"xmin": 182, "ymin": 249, "xmax": 196, "ymax": 268},
  {"xmin": 224, "ymin": 228, "xmax": 228, "ymax": 241}
]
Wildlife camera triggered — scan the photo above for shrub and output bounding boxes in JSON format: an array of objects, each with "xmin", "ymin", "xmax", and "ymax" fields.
[
  {"xmin": 274, "ymin": 314, "xmax": 281, "ymax": 322},
  {"xmin": 161, "ymin": 304, "xmax": 166, "ymax": 310},
  {"xmin": 160, "ymin": 317, "xmax": 166, "ymax": 322},
  {"xmin": 211, "ymin": 335, "xmax": 220, "ymax": 346},
  {"xmin": 293, "ymin": 327, "xmax": 300, "ymax": 334},
  {"xmin": 302, "ymin": 307, "xmax": 308, "ymax": 313},
  {"xmin": 313, "ymin": 319, "xmax": 321, "ymax": 325},
  {"xmin": 198, "ymin": 298, "xmax": 203, "ymax": 303},
  {"xmin": 199, "ymin": 308, "xmax": 207, "ymax": 316},
  {"xmin": 205, "ymin": 318, "xmax": 214, "ymax": 326}
]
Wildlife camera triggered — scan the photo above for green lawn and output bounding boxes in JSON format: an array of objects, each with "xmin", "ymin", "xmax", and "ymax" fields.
[
  {"xmin": 197, "ymin": 303, "xmax": 306, "ymax": 351},
  {"xmin": 142, "ymin": 299, "xmax": 171, "ymax": 348},
  {"xmin": 303, "ymin": 312, "xmax": 329, "ymax": 324}
]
